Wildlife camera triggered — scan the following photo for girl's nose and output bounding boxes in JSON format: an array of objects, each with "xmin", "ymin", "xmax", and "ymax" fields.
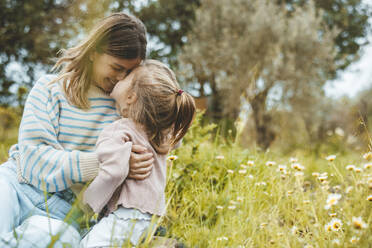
[{"xmin": 116, "ymin": 71, "xmax": 127, "ymax": 81}]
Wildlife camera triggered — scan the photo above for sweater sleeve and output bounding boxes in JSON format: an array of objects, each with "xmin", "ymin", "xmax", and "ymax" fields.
[
  {"xmin": 14, "ymin": 75, "xmax": 99, "ymax": 192},
  {"xmin": 83, "ymin": 123, "xmax": 132, "ymax": 213}
]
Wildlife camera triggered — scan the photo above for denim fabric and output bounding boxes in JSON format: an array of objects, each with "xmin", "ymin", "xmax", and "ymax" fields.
[
  {"xmin": 80, "ymin": 207, "xmax": 153, "ymax": 248},
  {"xmin": 0, "ymin": 159, "xmax": 81, "ymax": 247}
]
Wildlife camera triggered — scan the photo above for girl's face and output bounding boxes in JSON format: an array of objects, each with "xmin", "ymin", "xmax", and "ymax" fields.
[
  {"xmin": 110, "ymin": 70, "xmax": 138, "ymax": 117},
  {"xmin": 91, "ymin": 52, "xmax": 141, "ymax": 93}
]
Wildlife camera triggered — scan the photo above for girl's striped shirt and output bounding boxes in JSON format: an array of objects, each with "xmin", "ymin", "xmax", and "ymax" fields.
[{"xmin": 8, "ymin": 74, "xmax": 120, "ymax": 192}]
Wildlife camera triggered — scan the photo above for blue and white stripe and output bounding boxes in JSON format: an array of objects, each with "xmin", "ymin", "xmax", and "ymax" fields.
[{"xmin": 9, "ymin": 74, "xmax": 120, "ymax": 192}]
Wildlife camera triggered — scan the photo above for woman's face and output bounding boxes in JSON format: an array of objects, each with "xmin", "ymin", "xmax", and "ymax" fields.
[{"xmin": 91, "ymin": 52, "xmax": 141, "ymax": 93}]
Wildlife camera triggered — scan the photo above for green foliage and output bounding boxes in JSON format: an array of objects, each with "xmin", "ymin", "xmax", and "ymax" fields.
[
  {"xmin": 0, "ymin": 0, "xmax": 78, "ymax": 105},
  {"xmin": 161, "ymin": 115, "xmax": 372, "ymax": 247},
  {"xmin": 132, "ymin": 0, "xmax": 200, "ymax": 68},
  {"xmin": 0, "ymin": 106, "xmax": 20, "ymax": 163},
  {"xmin": 278, "ymin": 0, "xmax": 371, "ymax": 74},
  {"xmin": 0, "ymin": 111, "xmax": 371, "ymax": 246}
]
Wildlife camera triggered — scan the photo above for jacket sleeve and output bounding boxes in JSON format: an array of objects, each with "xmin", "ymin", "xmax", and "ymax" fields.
[
  {"xmin": 12, "ymin": 75, "xmax": 98, "ymax": 192},
  {"xmin": 83, "ymin": 125, "xmax": 132, "ymax": 213}
]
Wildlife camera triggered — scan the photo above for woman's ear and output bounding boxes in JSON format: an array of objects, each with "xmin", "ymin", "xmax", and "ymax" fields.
[{"xmin": 89, "ymin": 51, "xmax": 96, "ymax": 62}]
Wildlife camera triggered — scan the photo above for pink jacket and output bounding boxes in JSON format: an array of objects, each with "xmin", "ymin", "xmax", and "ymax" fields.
[{"xmin": 83, "ymin": 118, "xmax": 167, "ymax": 216}]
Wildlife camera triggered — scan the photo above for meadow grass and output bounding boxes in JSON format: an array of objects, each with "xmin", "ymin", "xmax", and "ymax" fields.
[{"xmin": 0, "ymin": 114, "xmax": 371, "ymax": 247}]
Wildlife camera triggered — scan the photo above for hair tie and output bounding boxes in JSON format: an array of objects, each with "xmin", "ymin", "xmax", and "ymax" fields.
[{"xmin": 177, "ymin": 89, "xmax": 184, "ymax": 96}]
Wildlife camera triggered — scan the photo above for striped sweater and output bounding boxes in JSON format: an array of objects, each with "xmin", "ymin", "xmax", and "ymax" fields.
[{"xmin": 8, "ymin": 74, "xmax": 120, "ymax": 192}]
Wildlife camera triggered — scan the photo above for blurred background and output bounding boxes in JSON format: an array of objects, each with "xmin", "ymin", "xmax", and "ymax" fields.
[{"xmin": 0, "ymin": 0, "xmax": 371, "ymax": 155}]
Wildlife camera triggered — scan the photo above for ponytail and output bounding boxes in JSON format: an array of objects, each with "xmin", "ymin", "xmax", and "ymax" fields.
[{"xmin": 172, "ymin": 90, "xmax": 196, "ymax": 147}]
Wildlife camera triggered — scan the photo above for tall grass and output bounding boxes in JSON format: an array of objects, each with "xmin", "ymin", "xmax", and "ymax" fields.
[{"xmin": 0, "ymin": 113, "xmax": 371, "ymax": 247}]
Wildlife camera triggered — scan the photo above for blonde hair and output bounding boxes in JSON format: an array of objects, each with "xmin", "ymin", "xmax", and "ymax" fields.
[
  {"xmin": 51, "ymin": 13, "xmax": 147, "ymax": 109},
  {"xmin": 127, "ymin": 60, "xmax": 196, "ymax": 154}
]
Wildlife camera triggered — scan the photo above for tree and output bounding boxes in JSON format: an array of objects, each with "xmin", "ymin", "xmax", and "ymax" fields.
[
  {"xmin": 1, "ymin": 0, "xmax": 200, "ymax": 107},
  {"xmin": 277, "ymin": 0, "xmax": 371, "ymax": 72},
  {"xmin": 180, "ymin": 0, "xmax": 337, "ymax": 149},
  {"xmin": 0, "ymin": 0, "xmax": 78, "ymax": 106},
  {"xmin": 129, "ymin": 0, "xmax": 201, "ymax": 68}
]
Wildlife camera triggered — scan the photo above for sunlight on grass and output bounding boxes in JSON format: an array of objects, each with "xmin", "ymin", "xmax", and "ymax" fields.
[{"xmin": 0, "ymin": 112, "xmax": 371, "ymax": 247}]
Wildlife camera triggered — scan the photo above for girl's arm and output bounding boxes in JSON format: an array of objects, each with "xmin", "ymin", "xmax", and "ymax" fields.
[
  {"xmin": 10, "ymin": 75, "xmax": 99, "ymax": 192},
  {"xmin": 83, "ymin": 124, "xmax": 132, "ymax": 213}
]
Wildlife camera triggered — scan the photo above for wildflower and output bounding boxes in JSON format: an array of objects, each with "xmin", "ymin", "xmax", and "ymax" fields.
[
  {"xmin": 325, "ymin": 218, "xmax": 342, "ymax": 231},
  {"xmin": 332, "ymin": 239, "xmax": 340, "ymax": 245},
  {"xmin": 350, "ymin": 236, "xmax": 359, "ymax": 244},
  {"xmin": 248, "ymin": 174, "xmax": 254, "ymax": 179},
  {"xmin": 333, "ymin": 185, "xmax": 342, "ymax": 191},
  {"xmin": 294, "ymin": 172, "xmax": 304, "ymax": 177},
  {"xmin": 290, "ymin": 226, "xmax": 298, "ymax": 235},
  {"xmin": 227, "ymin": 205, "xmax": 236, "ymax": 210},
  {"xmin": 259, "ymin": 181, "xmax": 267, "ymax": 186},
  {"xmin": 216, "ymin": 155, "xmax": 225, "ymax": 160},
  {"xmin": 303, "ymin": 200, "xmax": 310, "ymax": 204},
  {"xmin": 287, "ymin": 190, "xmax": 294, "ymax": 196},
  {"xmin": 351, "ymin": 216, "xmax": 368, "ymax": 230},
  {"xmin": 277, "ymin": 232, "xmax": 284, "ymax": 237},
  {"xmin": 269, "ymin": 240, "xmax": 275, "ymax": 245},
  {"xmin": 355, "ymin": 167, "xmax": 362, "ymax": 173},
  {"xmin": 216, "ymin": 205, "xmax": 224, "ymax": 210},
  {"xmin": 238, "ymin": 169, "xmax": 247, "ymax": 174},
  {"xmin": 304, "ymin": 245, "xmax": 313, "ymax": 248},
  {"xmin": 240, "ymin": 164, "xmax": 247, "ymax": 169},
  {"xmin": 312, "ymin": 172, "xmax": 320, "ymax": 177},
  {"xmin": 345, "ymin": 186, "xmax": 353, "ymax": 194},
  {"xmin": 229, "ymin": 200, "xmax": 238, "ymax": 205},
  {"xmin": 326, "ymin": 155, "xmax": 336, "ymax": 162},
  {"xmin": 346, "ymin": 165, "xmax": 356, "ymax": 171},
  {"xmin": 320, "ymin": 172, "xmax": 328, "ymax": 177},
  {"xmin": 324, "ymin": 193, "xmax": 341, "ymax": 210},
  {"xmin": 237, "ymin": 196, "xmax": 244, "ymax": 202},
  {"xmin": 260, "ymin": 223, "xmax": 268, "ymax": 228},
  {"xmin": 227, "ymin": 169, "xmax": 234, "ymax": 174},
  {"xmin": 167, "ymin": 155, "xmax": 178, "ymax": 161},
  {"xmin": 247, "ymin": 160, "xmax": 255, "ymax": 167},
  {"xmin": 363, "ymin": 163, "xmax": 372, "ymax": 169},
  {"xmin": 289, "ymin": 157, "xmax": 298, "ymax": 163},
  {"xmin": 216, "ymin": 237, "xmax": 228, "ymax": 241},
  {"xmin": 367, "ymin": 195, "xmax": 372, "ymax": 201},
  {"xmin": 277, "ymin": 165, "xmax": 287, "ymax": 172},
  {"xmin": 318, "ymin": 176, "xmax": 328, "ymax": 183},
  {"xmin": 266, "ymin": 161, "xmax": 276, "ymax": 167},
  {"xmin": 335, "ymin": 127, "xmax": 344, "ymax": 137},
  {"xmin": 324, "ymin": 223, "xmax": 332, "ymax": 232},
  {"xmin": 291, "ymin": 163, "xmax": 305, "ymax": 171},
  {"xmin": 329, "ymin": 213, "xmax": 337, "ymax": 217},
  {"xmin": 363, "ymin": 151, "xmax": 372, "ymax": 161}
]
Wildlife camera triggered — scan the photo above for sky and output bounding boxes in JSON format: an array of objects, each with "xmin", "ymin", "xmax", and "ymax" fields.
[{"xmin": 324, "ymin": 0, "xmax": 372, "ymax": 98}]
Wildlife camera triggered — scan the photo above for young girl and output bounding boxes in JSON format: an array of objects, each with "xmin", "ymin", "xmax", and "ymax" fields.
[
  {"xmin": 80, "ymin": 60, "xmax": 196, "ymax": 247},
  {"xmin": 0, "ymin": 13, "xmax": 154, "ymax": 247}
]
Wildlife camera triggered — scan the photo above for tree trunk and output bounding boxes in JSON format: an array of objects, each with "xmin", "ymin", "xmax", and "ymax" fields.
[
  {"xmin": 208, "ymin": 74, "xmax": 223, "ymax": 121},
  {"xmin": 249, "ymin": 90, "xmax": 276, "ymax": 150}
]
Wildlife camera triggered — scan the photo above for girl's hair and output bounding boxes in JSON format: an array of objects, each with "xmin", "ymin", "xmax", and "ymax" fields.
[
  {"xmin": 128, "ymin": 60, "xmax": 196, "ymax": 154},
  {"xmin": 51, "ymin": 13, "xmax": 147, "ymax": 109}
]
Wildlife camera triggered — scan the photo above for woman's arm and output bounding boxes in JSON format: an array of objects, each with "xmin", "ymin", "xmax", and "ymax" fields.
[{"xmin": 12, "ymin": 76, "xmax": 99, "ymax": 192}]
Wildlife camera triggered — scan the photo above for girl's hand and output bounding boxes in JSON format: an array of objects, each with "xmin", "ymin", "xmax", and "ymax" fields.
[{"xmin": 128, "ymin": 144, "xmax": 154, "ymax": 180}]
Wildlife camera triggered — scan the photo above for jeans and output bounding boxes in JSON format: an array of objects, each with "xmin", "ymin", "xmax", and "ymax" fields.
[
  {"xmin": 0, "ymin": 159, "xmax": 81, "ymax": 247},
  {"xmin": 80, "ymin": 207, "xmax": 152, "ymax": 247}
]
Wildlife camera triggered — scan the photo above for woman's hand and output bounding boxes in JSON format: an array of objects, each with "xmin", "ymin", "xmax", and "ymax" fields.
[{"xmin": 128, "ymin": 144, "xmax": 154, "ymax": 180}]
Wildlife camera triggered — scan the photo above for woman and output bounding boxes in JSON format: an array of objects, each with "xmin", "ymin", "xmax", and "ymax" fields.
[{"xmin": 0, "ymin": 13, "xmax": 153, "ymax": 247}]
